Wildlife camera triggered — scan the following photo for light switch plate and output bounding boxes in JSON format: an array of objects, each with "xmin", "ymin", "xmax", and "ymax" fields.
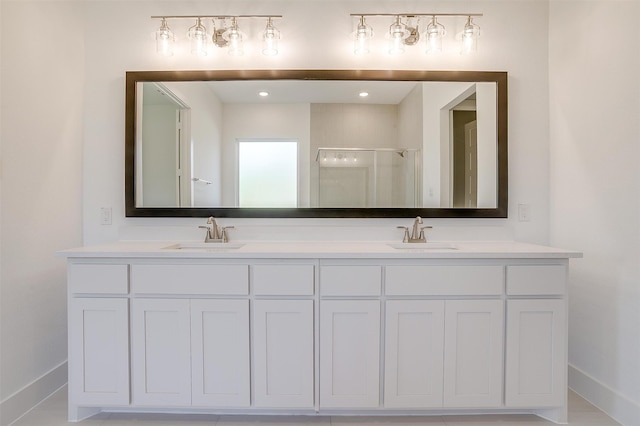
[
  {"xmin": 518, "ymin": 203, "xmax": 531, "ymax": 222},
  {"xmin": 100, "ymin": 207, "xmax": 112, "ymax": 225}
]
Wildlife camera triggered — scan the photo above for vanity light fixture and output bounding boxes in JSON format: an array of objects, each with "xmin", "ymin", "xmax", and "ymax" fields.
[
  {"xmin": 187, "ymin": 17, "xmax": 209, "ymax": 56},
  {"xmin": 258, "ymin": 91, "xmax": 269, "ymax": 97},
  {"xmin": 351, "ymin": 13, "xmax": 482, "ymax": 56},
  {"xmin": 155, "ymin": 18, "xmax": 175, "ymax": 56},
  {"xmin": 151, "ymin": 15, "xmax": 283, "ymax": 57},
  {"xmin": 359, "ymin": 91, "xmax": 369, "ymax": 97}
]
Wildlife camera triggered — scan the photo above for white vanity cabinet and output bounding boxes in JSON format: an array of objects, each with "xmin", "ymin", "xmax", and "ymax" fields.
[
  {"xmin": 443, "ymin": 299, "xmax": 504, "ymax": 408},
  {"xmin": 251, "ymin": 264, "xmax": 315, "ymax": 409},
  {"xmin": 62, "ymin": 242, "xmax": 578, "ymax": 424},
  {"xmin": 505, "ymin": 265, "xmax": 567, "ymax": 408},
  {"xmin": 67, "ymin": 264, "xmax": 130, "ymax": 408},
  {"xmin": 384, "ymin": 300, "xmax": 445, "ymax": 408},
  {"xmin": 319, "ymin": 265, "xmax": 382, "ymax": 409},
  {"xmin": 131, "ymin": 298, "xmax": 193, "ymax": 406},
  {"xmin": 384, "ymin": 265, "xmax": 505, "ymax": 409},
  {"xmin": 130, "ymin": 263, "xmax": 252, "ymax": 408}
]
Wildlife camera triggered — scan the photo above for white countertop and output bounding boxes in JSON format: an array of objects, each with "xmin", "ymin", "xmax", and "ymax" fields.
[{"xmin": 58, "ymin": 240, "xmax": 583, "ymax": 259}]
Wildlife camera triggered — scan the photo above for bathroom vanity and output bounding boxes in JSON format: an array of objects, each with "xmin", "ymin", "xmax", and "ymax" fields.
[{"xmin": 61, "ymin": 240, "xmax": 580, "ymax": 423}]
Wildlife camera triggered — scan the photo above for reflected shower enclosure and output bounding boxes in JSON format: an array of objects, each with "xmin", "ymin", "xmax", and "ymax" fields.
[{"xmin": 314, "ymin": 148, "xmax": 420, "ymax": 208}]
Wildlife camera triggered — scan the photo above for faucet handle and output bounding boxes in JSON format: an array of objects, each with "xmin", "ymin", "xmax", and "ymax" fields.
[
  {"xmin": 418, "ymin": 226, "xmax": 433, "ymax": 241},
  {"xmin": 221, "ymin": 226, "xmax": 235, "ymax": 243},
  {"xmin": 199, "ymin": 224, "xmax": 214, "ymax": 242},
  {"xmin": 396, "ymin": 226, "xmax": 410, "ymax": 243}
]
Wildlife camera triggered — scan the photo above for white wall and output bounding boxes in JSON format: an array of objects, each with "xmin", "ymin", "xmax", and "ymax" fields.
[
  {"xmin": 79, "ymin": 0, "xmax": 551, "ymax": 245},
  {"xmin": 549, "ymin": 1, "xmax": 640, "ymax": 424},
  {"xmin": 0, "ymin": 2, "xmax": 84, "ymax": 424}
]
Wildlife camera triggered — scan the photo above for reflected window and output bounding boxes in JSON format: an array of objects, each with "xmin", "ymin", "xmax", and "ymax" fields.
[{"xmin": 238, "ymin": 140, "xmax": 298, "ymax": 207}]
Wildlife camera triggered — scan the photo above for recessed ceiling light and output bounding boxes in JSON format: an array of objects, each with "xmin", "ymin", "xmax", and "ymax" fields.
[
  {"xmin": 258, "ymin": 91, "xmax": 269, "ymax": 97},
  {"xmin": 359, "ymin": 91, "xmax": 369, "ymax": 97}
]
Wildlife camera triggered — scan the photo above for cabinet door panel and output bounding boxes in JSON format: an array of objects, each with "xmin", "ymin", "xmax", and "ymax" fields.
[
  {"xmin": 384, "ymin": 300, "xmax": 444, "ymax": 408},
  {"xmin": 69, "ymin": 298, "xmax": 129, "ymax": 405},
  {"xmin": 253, "ymin": 300, "xmax": 314, "ymax": 408},
  {"xmin": 320, "ymin": 300, "xmax": 380, "ymax": 408},
  {"xmin": 132, "ymin": 299, "xmax": 191, "ymax": 406},
  {"xmin": 506, "ymin": 299, "xmax": 566, "ymax": 407},
  {"xmin": 191, "ymin": 299, "xmax": 250, "ymax": 407},
  {"xmin": 444, "ymin": 300, "xmax": 503, "ymax": 408}
]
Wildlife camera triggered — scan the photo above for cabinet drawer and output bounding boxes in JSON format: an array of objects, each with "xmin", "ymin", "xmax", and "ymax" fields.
[
  {"xmin": 320, "ymin": 265, "xmax": 381, "ymax": 296},
  {"xmin": 68, "ymin": 263, "xmax": 129, "ymax": 294},
  {"xmin": 253, "ymin": 264, "xmax": 314, "ymax": 296},
  {"xmin": 385, "ymin": 265, "xmax": 504, "ymax": 296},
  {"xmin": 131, "ymin": 264, "xmax": 248, "ymax": 295},
  {"xmin": 506, "ymin": 265, "xmax": 566, "ymax": 296}
]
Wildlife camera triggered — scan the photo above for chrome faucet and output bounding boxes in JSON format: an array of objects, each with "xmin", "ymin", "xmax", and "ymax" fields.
[
  {"xmin": 397, "ymin": 216, "xmax": 432, "ymax": 243},
  {"xmin": 199, "ymin": 217, "xmax": 235, "ymax": 243}
]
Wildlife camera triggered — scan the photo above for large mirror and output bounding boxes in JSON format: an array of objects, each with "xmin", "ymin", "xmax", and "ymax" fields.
[{"xmin": 125, "ymin": 70, "xmax": 507, "ymax": 218}]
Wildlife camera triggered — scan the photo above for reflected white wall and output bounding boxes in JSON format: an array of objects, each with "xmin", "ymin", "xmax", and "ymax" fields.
[
  {"xmin": 476, "ymin": 83, "xmax": 497, "ymax": 208},
  {"xmin": 221, "ymin": 103, "xmax": 310, "ymax": 207}
]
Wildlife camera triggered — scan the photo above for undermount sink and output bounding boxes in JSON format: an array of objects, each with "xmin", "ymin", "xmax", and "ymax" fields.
[
  {"xmin": 387, "ymin": 242, "xmax": 458, "ymax": 250},
  {"xmin": 163, "ymin": 242, "xmax": 245, "ymax": 250}
]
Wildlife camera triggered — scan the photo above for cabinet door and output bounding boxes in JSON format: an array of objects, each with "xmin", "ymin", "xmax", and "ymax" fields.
[
  {"xmin": 253, "ymin": 300, "xmax": 314, "ymax": 408},
  {"xmin": 384, "ymin": 300, "xmax": 445, "ymax": 408},
  {"xmin": 320, "ymin": 300, "xmax": 380, "ymax": 408},
  {"xmin": 506, "ymin": 299, "xmax": 566, "ymax": 407},
  {"xmin": 132, "ymin": 299, "xmax": 191, "ymax": 406},
  {"xmin": 191, "ymin": 299, "xmax": 250, "ymax": 407},
  {"xmin": 68, "ymin": 298, "xmax": 129, "ymax": 405},
  {"xmin": 444, "ymin": 299, "xmax": 504, "ymax": 408}
]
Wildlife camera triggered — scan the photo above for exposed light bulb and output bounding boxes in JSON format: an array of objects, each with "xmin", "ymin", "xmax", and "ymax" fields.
[
  {"xmin": 388, "ymin": 16, "xmax": 407, "ymax": 55},
  {"xmin": 461, "ymin": 16, "xmax": 480, "ymax": 54},
  {"xmin": 425, "ymin": 16, "xmax": 445, "ymax": 54},
  {"xmin": 262, "ymin": 18, "xmax": 280, "ymax": 56},
  {"xmin": 354, "ymin": 16, "xmax": 373, "ymax": 55},
  {"xmin": 224, "ymin": 18, "xmax": 244, "ymax": 56},
  {"xmin": 155, "ymin": 18, "xmax": 175, "ymax": 56},
  {"xmin": 188, "ymin": 18, "xmax": 208, "ymax": 56}
]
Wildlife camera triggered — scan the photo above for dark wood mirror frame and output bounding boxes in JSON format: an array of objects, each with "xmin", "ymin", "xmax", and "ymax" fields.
[{"xmin": 125, "ymin": 69, "xmax": 507, "ymax": 218}]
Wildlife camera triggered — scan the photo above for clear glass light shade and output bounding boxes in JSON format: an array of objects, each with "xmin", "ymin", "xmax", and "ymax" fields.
[
  {"xmin": 388, "ymin": 17, "xmax": 408, "ymax": 55},
  {"xmin": 262, "ymin": 19, "xmax": 280, "ymax": 56},
  {"xmin": 353, "ymin": 17, "xmax": 373, "ymax": 55},
  {"xmin": 425, "ymin": 16, "xmax": 445, "ymax": 54},
  {"xmin": 223, "ymin": 19, "xmax": 244, "ymax": 56},
  {"xmin": 155, "ymin": 19, "xmax": 175, "ymax": 56},
  {"xmin": 188, "ymin": 18, "xmax": 208, "ymax": 56},
  {"xmin": 461, "ymin": 17, "xmax": 480, "ymax": 54}
]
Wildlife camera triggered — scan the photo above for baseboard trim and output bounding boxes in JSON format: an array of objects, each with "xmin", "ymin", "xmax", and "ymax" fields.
[
  {"xmin": 0, "ymin": 361, "xmax": 67, "ymax": 426},
  {"xmin": 569, "ymin": 363, "xmax": 640, "ymax": 426}
]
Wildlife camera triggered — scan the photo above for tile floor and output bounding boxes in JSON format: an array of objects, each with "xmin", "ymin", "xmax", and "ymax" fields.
[{"xmin": 11, "ymin": 387, "xmax": 620, "ymax": 426}]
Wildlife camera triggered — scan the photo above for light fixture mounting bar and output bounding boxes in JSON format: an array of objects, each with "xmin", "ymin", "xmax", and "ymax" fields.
[
  {"xmin": 350, "ymin": 13, "xmax": 482, "ymax": 18},
  {"xmin": 151, "ymin": 15, "xmax": 282, "ymax": 19}
]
